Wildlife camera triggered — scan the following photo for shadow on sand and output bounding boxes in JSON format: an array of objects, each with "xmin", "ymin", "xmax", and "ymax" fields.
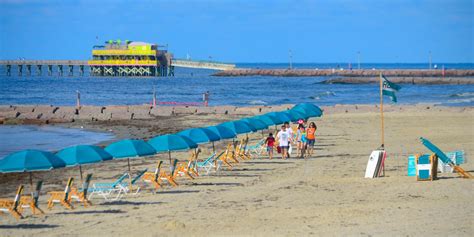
[
  {"xmin": 56, "ymin": 209, "xmax": 126, "ymax": 215},
  {"xmin": 99, "ymin": 201, "xmax": 163, "ymax": 206},
  {"xmin": 0, "ymin": 224, "xmax": 59, "ymax": 229},
  {"xmin": 188, "ymin": 182, "xmax": 243, "ymax": 187},
  {"xmin": 211, "ymin": 173, "xmax": 261, "ymax": 178},
  {"xmin": 231, "ymin": 168, "xmax": 273, "ymax": 172},
  {"xmin": 157, "ymin": 190, "xmax": 200, "ymax": 194},
  {"xmin": 244, "ymin": 161, "xmax": 294, "ymax": 164}
]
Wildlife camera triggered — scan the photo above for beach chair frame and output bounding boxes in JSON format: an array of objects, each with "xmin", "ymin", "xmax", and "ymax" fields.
[
  {"xmin": 143, "ymin": 161, "xmax": 164, "ymax": 193},
  {"xmin": 70, "ymin": 174, "xmax": 93, "ymax": 207},
  {"xmin": 47, "ymin": 177, "xmax": 74, "ymax": 210},
  {"xmin": 20, "ymin": 181, "xmax": 45, "ymax": 215},
  {"xmin": 0, "ymin": 185, "xmax": 24, "ymax": 220},
  {"xmin": 159, "ymin": 159, "xmax": 179, "ymax": 187},
  {"xmin": 89, "ymin": 173, "xmax": 129, "ymax": 201}
]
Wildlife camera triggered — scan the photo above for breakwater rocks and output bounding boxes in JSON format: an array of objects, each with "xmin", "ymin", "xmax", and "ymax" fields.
[
  {"xmin": 0, "ymin": 104, "xmax": 294, "ymax": 125},
  {"xmin": 321, "ymin": 76, "xmax": 474, "ymax": 85},
  {"xmin": 213, "ymin": 69, "xmax": 474, "ymax": 84},
  {"xmin": 1, "ymin": 104, "xmax": 471, "ymax": 125}
]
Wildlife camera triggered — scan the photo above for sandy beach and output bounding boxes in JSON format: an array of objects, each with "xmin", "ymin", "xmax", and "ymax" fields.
[{"xmin": 0, "ymin": 104, "xmax": 473, "ymax": 236}]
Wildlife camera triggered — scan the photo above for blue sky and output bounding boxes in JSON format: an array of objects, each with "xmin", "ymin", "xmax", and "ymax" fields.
[{"xmin": 0, "ymin": 0, "xmax": 472, "ymax": 63}]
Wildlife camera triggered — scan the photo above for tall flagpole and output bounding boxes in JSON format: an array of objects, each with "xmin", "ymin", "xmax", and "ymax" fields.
[{"xmin": 379, "ymin": 73, "xmax": 385, "ymax": 149}]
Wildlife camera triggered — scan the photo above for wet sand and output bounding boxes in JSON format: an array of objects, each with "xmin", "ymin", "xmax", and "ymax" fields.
[{"xmin": 0, "ymin": 104, "xmax": 473, "ymax": 236}]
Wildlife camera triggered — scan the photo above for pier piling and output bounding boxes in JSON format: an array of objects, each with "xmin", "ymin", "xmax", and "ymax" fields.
[
  {"xmin": 18, "ymin": 65, "xmax": 22, "ymax": 76},
  {"xmin": 36, "ymin": 65, "xmax": 42, "ymax": 76}
]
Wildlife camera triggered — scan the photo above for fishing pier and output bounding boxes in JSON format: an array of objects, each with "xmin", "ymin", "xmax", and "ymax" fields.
[{"xmin": 0, "ymin": 40, "xmax": 236, "ymax": 77}]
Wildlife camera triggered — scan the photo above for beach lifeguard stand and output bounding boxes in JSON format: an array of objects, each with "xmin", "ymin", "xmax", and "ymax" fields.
[{"xmin": 415, "ymin": 154, "xmax": 438, "ymax": 181}]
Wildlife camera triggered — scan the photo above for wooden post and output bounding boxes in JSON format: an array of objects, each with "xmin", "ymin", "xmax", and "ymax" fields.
[
  {"xmin": 76, "ymin": 90, "xmax": 81, "ymax": 109},
  {"xmin": 153, "ymin": 86, "xmax": 156, "ymax": 107},
  {"xmin": 379, "ymin": 73, "xmax": 385, "ymax": 148}
]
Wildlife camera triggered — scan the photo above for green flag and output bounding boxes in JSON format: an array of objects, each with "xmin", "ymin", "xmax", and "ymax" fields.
[{"xmin": 381, "ymin": 74, "xmax": 401, "ymax": 103}]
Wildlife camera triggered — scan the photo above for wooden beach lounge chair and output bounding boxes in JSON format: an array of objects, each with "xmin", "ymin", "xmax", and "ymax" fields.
[
  {"xmin": 219, "ymin": 146, "xmax": 234, "ymax": 170},
  {"xmin": 143, "ymin": 161, "xmax": 164, "ymax": 193},
  {"xmin": 225, "ymin": 143, "xmax": 240, "ymax": 164},
  {"xmin": 20, "ymin": 181, "xmax": 45, "ymax": 215},
  {"xmin": 47, "ymin": 177, "xmax": 74, "ymax": 210},
  {"xmin": 159, "ymin": 159, "xmax": 179, "ymax": 187},
  {"xmin": 0, "ymin": 185, "xmax": 24, "ymax": 220},
  {"xmin": 88, "ymin": 173, "xmax": 129, "ymax": 200},
  {"xmin": 237, "ymin": 139, "xmax": 251, "ymax": 160},
  {"xmin": 177, "ymin": 159, "xmax": 198, "ymax": 180},
  {"xmin": 70, "ymin": 174, "xmax": 93, "ymax": 207},
  {"xmin": 177, "ymin": 150, "xmax": 201, "ymax": 180}
]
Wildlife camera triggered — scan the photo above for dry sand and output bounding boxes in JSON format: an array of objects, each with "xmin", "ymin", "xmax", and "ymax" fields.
[{"xmin": 0, "ymin": 105, "xmax": 473, "ymax": 236}]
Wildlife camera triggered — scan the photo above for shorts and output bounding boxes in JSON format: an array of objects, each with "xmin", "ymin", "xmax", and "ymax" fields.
[
  {"xmin": 267, "ymin": 146, "xmax": 273, "ymax": 152},
  {"xmin": 307, "ymin": 139, "xmax": 315, "ymax": 146},
  {"xmin": 279, "ymin": 146, "xmax": 289, "ymax": 149}
]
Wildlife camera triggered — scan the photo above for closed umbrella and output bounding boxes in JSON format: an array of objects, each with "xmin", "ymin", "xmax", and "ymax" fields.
[
  {"xmin": 148, "ymin": 134, "xmax": 198, "ymax": 165},
  {"xmin": 0, "ymin": 149, "xmax": 66, "ymax": 191},
  {"xmin": 105, "ymin": 139, "xmax": 156, "ymax": 173},
  {"xmin": 419, "ymin": 137, "xmax": 452, "ymax": 165},
  {"xmin": 56, "ymin": 145, "xmax": 112, "ymax": 182}
]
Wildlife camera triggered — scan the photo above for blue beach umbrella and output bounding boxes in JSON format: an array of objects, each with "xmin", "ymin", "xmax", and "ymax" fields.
[
  {"xmin": 206, "ymin": 125, "xmax": 237, "ymax": 139},
  {"xmin": 265, "ymin": 112, "xmax": 292, "ymax": 124},
  {"xmin": 148, "ymin": 134, "xmax": 198, "ymax": 164},
  {"xmin": 177, "ymin": 128, "xmax": 220, "ymax": 144},
  {"xmin": 0, "ymin": 149, "xmax": 66, "ymax": 188},
  {"xmin": 206, "ymin": 125, "xmax": 237, "ymax": 152},
  {"xmin": 291, "ymin": 103, "xmax": 323, "ymax": 118},
  {"xmin": 281, "ymin": 110, "xmax": 309, "ymax": 122},
  {"xmin": 178, "ymin": 128, "xmax": 221, "ymax": 153},
  {"xmin": 252, "ymin": 115, "xmax": 279, "ymax": 127},
  {"xmin": 241, "ymin": 118, "xmax": 268, "ymax": 131},
  {"xmin": 56, "ymin": 145, "xmax": 112, "ymax": 181},
  {"xmin": 105, "ymin": 139, "xmax": 156, "ymax": 172},
  {"xmin": 219, "ymin": 120, "xmax": 257, "ymax": 135}
]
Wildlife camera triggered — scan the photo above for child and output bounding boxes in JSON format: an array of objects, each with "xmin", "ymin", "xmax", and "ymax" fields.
[{"xmin": 265, "ymin": 133, "xmax": 275, "ymax": 159}]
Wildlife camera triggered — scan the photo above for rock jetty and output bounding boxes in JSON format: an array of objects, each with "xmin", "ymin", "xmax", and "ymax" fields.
[{"xmin": 213, "ymin": 69, "xmax": 474, "ymax": 84}]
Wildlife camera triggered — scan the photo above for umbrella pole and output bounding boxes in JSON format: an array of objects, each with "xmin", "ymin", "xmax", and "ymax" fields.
[
  {"xmin": 168, "ymin": 151, "xmax": 172, "ymax": 165},
  {"xmin": 212, "ymin": 142, "xmax": 215, "ymax": 153},
  {"xmin": 128, "ymin": 158, "xmax": 132, "ymax": 190},
  {"xmin": 29, "ymin": 172, "xmax": 33, "ymax": 194},
  {"xmin": 79, "ymin": 165, "xmax": 84, "ymax": 182}
]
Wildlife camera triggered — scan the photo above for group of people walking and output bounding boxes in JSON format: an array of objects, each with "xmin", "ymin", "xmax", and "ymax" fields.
[{"xmin": 265, "ymin": 120, "xmax": 317, "ymax": 159}]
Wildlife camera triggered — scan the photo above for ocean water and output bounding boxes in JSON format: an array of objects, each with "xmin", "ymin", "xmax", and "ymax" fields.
[
  {"xmin": 0, "ymin": 63, "xmax": 473, "ymax": 107},
  {"xmin": 0, "ymin": 125, "xmax": 114, "ymax": 158}
]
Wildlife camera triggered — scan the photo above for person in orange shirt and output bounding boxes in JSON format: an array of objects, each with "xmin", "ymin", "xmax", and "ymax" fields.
[{"xmin": 306, "ymin": 122, "xmax": 317, "ymax": 157}]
